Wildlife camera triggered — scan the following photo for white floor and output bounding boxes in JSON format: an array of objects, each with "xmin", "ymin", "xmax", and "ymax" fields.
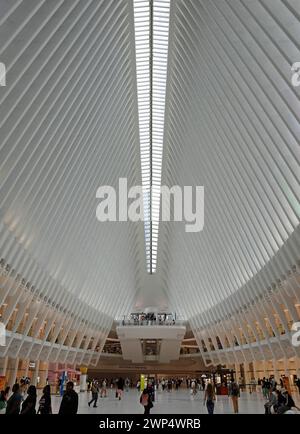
[{"xmin": 50, "ymin": 388, "xmax": 300, "ymax": 414}]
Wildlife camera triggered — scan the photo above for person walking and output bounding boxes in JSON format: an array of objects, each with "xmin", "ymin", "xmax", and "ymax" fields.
[
  {"xmin": 38, "ymin": 385, "xmax": 52, "ymax": 414},
  {"xmin": 21, "ymin": 385, "xmax": 37, "ymax": 414},
  {"xmin": 88, "ymin": 381, "xmax": 99, "ymax": 408},
  {"xmin": 203, "ymin": 383, "xmax": 216, "ymax": 414},
  {"xmin": 100, "ymin": 379, "xmax": 107, "ymax": 398},
  {"xmin": 265, "ymin": 378, "xmax": 271, "ymax": 399},
  {"xmin": 117, "ymin": 377, "xmax": 124, "ymax": 400},
  {"xmin": 125, "ymin": 377, "xmax": 130, "ymax": 392},
  {"xmin": 58, "ymin": 381, "xmax": 78, "ymax": 414},
  {"xmin": 191, "ymin": 379, "xmax": 197, "ymax": 396},
  {"xmin": 140, "ymin": 388, "xmax": 153, "ymax": 415},
  {"xmin": 262, "ymin": 378, "xmax": 267, "ymax": 397},
  {"xmin": 6, "ymin": 383, "xmax": 22, "ymax": 415},
  {"xmin": 228, "ymin": 380, "xmax": 240, "ymax": 414}
]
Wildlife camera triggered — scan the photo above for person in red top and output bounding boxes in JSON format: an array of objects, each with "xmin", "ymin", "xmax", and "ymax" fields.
[{"xmin": 140, "ymin": 387, "xmax": 153, "ymax": 415}]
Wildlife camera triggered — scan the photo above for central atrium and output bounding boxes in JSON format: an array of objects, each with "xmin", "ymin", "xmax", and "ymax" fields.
[{"xmin": 0, "ymin": 0, "xmax": 299, "ymax": 421}]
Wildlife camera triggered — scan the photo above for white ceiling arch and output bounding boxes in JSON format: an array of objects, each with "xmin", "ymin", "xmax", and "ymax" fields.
[
  {"xmin": 157, "ymin": 0, "xmax": 300, "ymax": 325},
  {"xmin": 0, "ymin": 0, "xmax": 299, "ymax": 354}
]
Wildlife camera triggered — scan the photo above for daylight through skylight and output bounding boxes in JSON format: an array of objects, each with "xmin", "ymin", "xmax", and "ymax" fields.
[{"xmin": 133, "ymin": 0, "xmax": 170, "ymax": 273}]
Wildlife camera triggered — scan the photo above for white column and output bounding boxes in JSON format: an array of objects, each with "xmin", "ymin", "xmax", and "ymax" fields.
[
  {"xmin": 39, "ymin": 362, "xmax": 48, "ymax": 387},
  {"xmin": 24, "ymin": 360, "xmax": 29, "ymax": 378},
  {"xmin": 80, "ymin": 374, "xmax": 87, "ymax": 392},
  {"xmin": 272, "ymin": 359, "xmax": 281, "ymax": 383},
  {"xmin": 31, "ymin": 360, "xmax": 40, "ymax": 386},
  {"xmin": 234, "ymin": 363, "xmax": 241, "ymax": 382},
  {"xmin": 8, "ymin": 357, "xmax": 19, "ymax": 388},
  {"xmin": 79, "ymin": 366, "xmax": 88, "ymax": 392},
  {"xmin": 0, "ymin": 356, "xmax": 8, "ymax": 376},
  {"xmin": 253, "ymin": 360, "xmax": 259, "ymax": 380},
  {"xmin": 296, "ymin": 357, "xmax": 300, "ymax": 377},
  {"xmin": 244, "ymin": 362, "xmax": 251, "ymax": 387}
]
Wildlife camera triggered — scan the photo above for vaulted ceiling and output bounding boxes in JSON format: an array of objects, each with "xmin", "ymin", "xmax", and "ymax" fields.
[{"xmin": 0, "ymin": 0, "xmax": 299, "ymax": 353}]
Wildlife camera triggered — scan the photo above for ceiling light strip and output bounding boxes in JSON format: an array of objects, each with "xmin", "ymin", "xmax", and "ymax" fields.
[{"xmin": 133, "ymin": 0, "xmax": 170, "ymax": 273}]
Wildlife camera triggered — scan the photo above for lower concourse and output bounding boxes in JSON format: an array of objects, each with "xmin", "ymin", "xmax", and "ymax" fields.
[
  {"xmin": 50, "ymin": 388, "xmax": 300, "ymax": 415},
  {"xmin": 0, "ymin": 0, "xmax": 299, "ymax": 418}
]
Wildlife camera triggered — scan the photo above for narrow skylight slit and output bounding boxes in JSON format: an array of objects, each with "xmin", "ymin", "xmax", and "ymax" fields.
[{"xmin": 134, "ymin": 0, "xmax": 170, "ymax": 273}]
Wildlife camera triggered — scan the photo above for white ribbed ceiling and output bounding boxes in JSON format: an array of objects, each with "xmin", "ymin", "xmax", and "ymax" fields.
[
  {"xmin": 0, "ymin": 0, "xmax": 145, "ymax": 328},
  {"xmin": 0, "ymin": 0, "xmax": 299, "ymax": 338},
  {"xmin": 158, "ymin": 0, "xmax": 300, "ymax": 326}
]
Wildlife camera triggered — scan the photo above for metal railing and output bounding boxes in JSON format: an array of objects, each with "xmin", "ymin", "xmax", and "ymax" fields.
[{"xmin": 118, "ymin": 319, "xmax": 185, "ymax": 327}]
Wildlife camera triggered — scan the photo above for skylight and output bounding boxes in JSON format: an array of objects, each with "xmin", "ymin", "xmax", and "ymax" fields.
[{"xmin": 133, "ymin": 0, "xmax": 170, "ymax": 273}]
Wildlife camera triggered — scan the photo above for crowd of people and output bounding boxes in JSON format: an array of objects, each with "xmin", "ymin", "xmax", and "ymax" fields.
[
  {"xmin": 122, "ymin": 312, "xmax": 177, "ymax": 326},
  {"xmin": 1, "ymin": 374, "xmax": 299, "ymax": 415},
  {"xmin": 86, "ymin": 377, "xmax": 133, "ymax": 408},
  {"xmin": 86, "ymin": 377, "xmax": 155, "ymax": 414},
  {"xmin": 0, "ymin": 380, "xmax": 78, "ymax": 414},
  {"xmin": 260, "ymin": 376, "xmax": 300, "ymax": 414}
]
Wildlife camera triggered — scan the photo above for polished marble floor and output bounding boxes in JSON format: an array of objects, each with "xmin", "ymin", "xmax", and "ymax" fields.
[{"xmin": 50, "ymin": 388, "xmax": 300, "ymax": 414}]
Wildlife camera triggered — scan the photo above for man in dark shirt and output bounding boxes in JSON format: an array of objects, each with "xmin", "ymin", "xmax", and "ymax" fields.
[
  {"xmin": 6, "ymin": 383, "xmax": 22, "ymax": 415},
  {"xmin": 58, "ymin": 381, "xmax": 78, "ymax": 414}
]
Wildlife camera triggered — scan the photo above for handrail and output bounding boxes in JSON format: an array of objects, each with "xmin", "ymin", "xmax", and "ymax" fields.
[{"xmin": 118, "ymin": 319, "xmax": 186, "ymax": 327}]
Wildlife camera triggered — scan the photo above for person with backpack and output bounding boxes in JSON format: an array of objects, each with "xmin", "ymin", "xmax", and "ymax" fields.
[
  {"xmin": 203, "ymin": 383, "xmax": 216, "ymax": 414},
  {"xmin": 88, "ymin": 381, "xmax": 99, "ymax": 408},
  {"xmin": 38, "ymin": 385, "xmax": 52, "ymax": 414},
  {"xmin": 140, "ymin": 387, "xmax": 153, "ymax": 415},
  {"xmin": 20, "ymin": 385, "xmax": 37, "ymax": 414},
  {"xmin": 6, "ymin": 383, "xmax": 22, "ymax": 415},
  {"xmin": 229, "ymin": 380, "xmax": 240, "ymax": 413}
]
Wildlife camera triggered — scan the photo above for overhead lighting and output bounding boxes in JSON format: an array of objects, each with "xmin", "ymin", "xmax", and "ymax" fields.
[{"xmin": 133, "ymin": 0, "xmax": 170, "ymax": 273}]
